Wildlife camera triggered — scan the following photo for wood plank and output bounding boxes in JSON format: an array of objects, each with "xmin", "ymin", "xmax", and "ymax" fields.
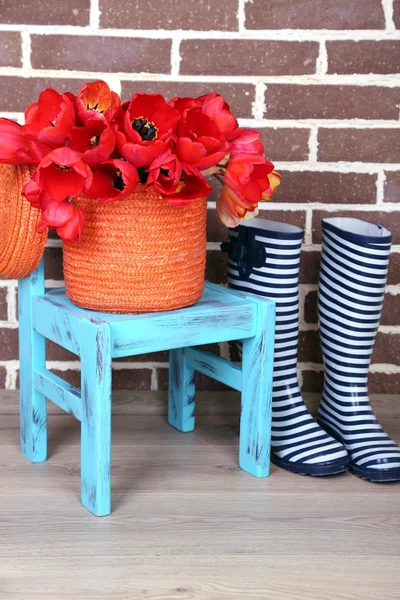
[
  {"xmin": 0, "ymin": 442, "xmax": 398, "ymax": 495},
  {"xmin": 186, "ymin": 347, "xmax": 242, "ymax": 392},
  {"xmin": 2, "ymin": 555, "xmax": 400, "ymax": 600},
  {"xmin": 1, "ymin": 390, "xmax": 399, "ymax": 418},
  {"xmin": 34, "ymin": 369, "xmax": 82, "ymax": 420},
  {"xmin": 0, "ymin": 492, "xmax": 399, "ymax": 558}
]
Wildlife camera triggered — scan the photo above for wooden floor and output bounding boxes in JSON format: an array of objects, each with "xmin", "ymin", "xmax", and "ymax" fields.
[{"xmin": 0, "ymin": 390, "xmax": 399, "ymax": 600}]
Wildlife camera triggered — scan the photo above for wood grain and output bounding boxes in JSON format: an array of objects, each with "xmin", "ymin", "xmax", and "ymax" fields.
[{"xmin": 0, "ymin": 391, "xmax": 399, "ymax": 599}]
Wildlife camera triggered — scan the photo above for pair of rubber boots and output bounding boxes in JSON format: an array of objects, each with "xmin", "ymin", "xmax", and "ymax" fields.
[{"xmin": 222, "ymin": 217, "xmax": 400, "ymax": 482}]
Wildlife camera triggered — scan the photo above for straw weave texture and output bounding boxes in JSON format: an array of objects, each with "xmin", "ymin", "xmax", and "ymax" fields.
[
  {"xmin": 0, "ymin": 164, "xmax": 47, "ymax": 280},
  {"xmin": 63, "ymin": 186, "xmax": 207, "ymax": 313}
]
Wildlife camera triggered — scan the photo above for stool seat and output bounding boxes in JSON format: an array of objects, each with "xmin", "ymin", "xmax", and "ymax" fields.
[
  {"xmin": 33, "ymin": 284, "xmax": 259, "ymax": 358},
  {"xmin": 18, "ymin": 259, "xmax": 276, "ymax": 516}
]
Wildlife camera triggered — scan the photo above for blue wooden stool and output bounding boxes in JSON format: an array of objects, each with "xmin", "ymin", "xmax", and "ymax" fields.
[{"xmin": 18, "ymin": 258, "xmax": 275, "ymax": 516}]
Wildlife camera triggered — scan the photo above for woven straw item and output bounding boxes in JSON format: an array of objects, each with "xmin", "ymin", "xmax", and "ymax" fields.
[
  {"xmin": 63, "ymin": 186, "xmax": 207, "ymax": 313},
  {"xmin": 0, "ymin": 163, "xmax": 47, "ymax": 279}
]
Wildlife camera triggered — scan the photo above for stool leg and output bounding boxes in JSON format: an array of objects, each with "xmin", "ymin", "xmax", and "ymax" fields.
[
  {"xmin": 168, "ymin": 348, "xmax": 196, "ymax": 432},
  {"xmin": 18, "ymin": 262, "xmax": 47, "ymax": 463},
  {"xmin": 80, "ymin": 321, "xmax": 112, "ymax": 516},
  {"xmin": 240, "ymin": 299, "xmax": 275, "ymax": 478}
]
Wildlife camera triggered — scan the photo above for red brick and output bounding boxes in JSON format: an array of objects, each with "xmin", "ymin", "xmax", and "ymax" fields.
[
  {"xmin": 388, "ymin": 254, "xmax": 400, "ymax": 285},
  {"xmin": 260, "ymin": 128, "xmax": 310, "ymax": 162},
  {"xmin": 394, "ymin": 0, "xmax": 400, "ymax": 29},
  {"xmin": 298, "ymin": 330, "xmax": 322, "ymax": 363},
  {"xmin": 0, "ymin": 366, "xmax": 6, "ymax": 388},
  {"xmin": 46, "ymin": 340, "xmax": 77, "ymax": 361},
  {"xmin": 0, "ymin": 288, "xmax": 8, "ymax": 321},
  {"xmin": 0, "ymin": 32, "xmax": 21, "ymax": 68},
  {"xmin": 157, "ymin": 367, "xmax": 229, "ymax": 391},
  {"xmin": 370, "ymin": 372, "xmax": 400, "ymax": 394},
  {"xmin": 0, "ymin": 328, "xmax": 19, "ymax": 360},
  {"xmin": 299, "ymin": 251, "xmax": 320, "ymax": 284},
  {"xmin": 264, "ymin": 85, "xmax": 400, "ymax": 120},
  {"xmin": 327, "ymin": 41, "xmax": 400, "ymax": 75},
  {"xmin": 381, "ymin": 294, "xmax": 400, "ymax": 326},
  {"xmin": 318, "ymin": 129, "xmax": 400, "ymax": 163},
  {"xmin": 373, "ymin": 333, "xmax": 400, "ymax": 365},
  {"xmin": 207, "ymin": 209, "xmax": 307, "ymax": 242},
  {"xmin": 0, "ymin": 77, "xmax": 90, "ymax": 112},
  {"xmin": 312, "ymin": 211, "xmax": 400, "ymax": 244},
  {"xmin": 121, "ymin": 81, "xmax": 255, "ymax": 118},
  {"xmin": 276, "ymin": 171, "xmax": 377, "ymax": 205},
  {"xmin": 180, "ymin": 40, "xmax": 319, "ymax": 76},
  {"xmin": 301, "ymin": 369, "xmax": 324, "ymax": 393},
  {"xmin": 31, "ymin": 36, "xmax": 172, "ymax": 74},
  {"xmin": 100, "ymin": 0, "xmax": 238, "ymax": 30},
  {"xmin": 384, "ymin": 172, "xmax": 400, "ymax": 203},
  {"xmin": 207, "ymin": 209, "xmax": 229, "ymax": 244},
  {"xmin": 44, "ymin": 247, "xmax": 63, "ymax": 281},
  {"xmin": 51, "ymin": 369, "xmax": 80, "ymax": 388},
  {"xmin": 304, "ymin": 290, "xmax": 318, "ymax": 324},
  {"xmin": 0, "ymin": 0, "xmax": 90, "ymax": 25},
  {"xmin": 206, "ymin": 250, "xmax": 228, "ymax": 285},
  {"xmin": 112, "ymin": 369, "xmax": 152, "ymax": 390},
  {"xmin": 245, "ymin": 0, "xmax": 385, "ymax": 29},
  {"xmin": 113, "ymin": 351, "xmax": 169, "ymax": 364}
]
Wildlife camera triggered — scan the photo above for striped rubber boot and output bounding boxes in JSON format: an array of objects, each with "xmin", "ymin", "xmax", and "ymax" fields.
[
  {"xmin": 317, "ymin": 217, "xmax": 400, "ymax": 482},
  {"xmin": 222, "ymin": 219, "xmax": 349, "ymax": 476}
]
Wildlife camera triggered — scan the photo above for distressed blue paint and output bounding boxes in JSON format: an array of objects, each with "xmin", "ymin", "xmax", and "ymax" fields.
[
  {"xmin": 240, "ymin": 297, "xmax": 276, "ymax": 477},
  {"xmin": 33, "ymin": 369, "xmax": 82, "ymax": 421},
  {"xmin": 18, "ymin": 258, "xmax": 47, "ymax": 463},
  {"xmin": 168, "ymin": 348, "xmax": 196, "ymax": 432},
  {"xmin": 19, "ymin": 262, "xmax": 276, "ymax": 516},
  {"xmin": 80, "ymin": 320, "xmax": 112, "ymax": 516},
  {"xmin": 186, "ymin": 347, "xmax": 242, "ymax": 392}
]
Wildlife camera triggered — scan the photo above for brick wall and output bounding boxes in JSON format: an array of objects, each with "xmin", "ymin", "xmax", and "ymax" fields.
[{"xmin": 0, "ymin": 0, "xmax": 399, "ymax": 392}]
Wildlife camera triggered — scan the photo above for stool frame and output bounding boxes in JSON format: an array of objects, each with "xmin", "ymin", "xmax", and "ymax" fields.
[{"xmin": 18, "ymin": 258, "xmax": 275, "ymax": 516}]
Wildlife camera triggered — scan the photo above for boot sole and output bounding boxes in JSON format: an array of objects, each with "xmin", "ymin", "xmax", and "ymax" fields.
[
  {"xmin": 271, "ymin": 452, "xmax": 349, "ymax": 477},
  {"xmin": 318, "ymin": 419, "xmax": 400, "ymax": 483}
]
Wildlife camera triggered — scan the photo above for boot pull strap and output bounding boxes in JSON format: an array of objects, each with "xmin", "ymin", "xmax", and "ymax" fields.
[{"xmin": 221, "ymin": 227, "xmax": 266, "ymax": 277}]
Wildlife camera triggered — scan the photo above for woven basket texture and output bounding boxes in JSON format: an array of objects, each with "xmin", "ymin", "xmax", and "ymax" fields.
[
  {"xmin": 63, "ymin": 186, "xmax": 207, "ymax": 313},
  {"xmin": 0, "ymin": 163, "xmax": 47, "ymax": 279}
]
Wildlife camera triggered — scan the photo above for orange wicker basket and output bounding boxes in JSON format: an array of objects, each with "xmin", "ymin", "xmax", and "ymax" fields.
[
  {"xmin": 63, "ymin": 186, "xmax": 207, "ymax": 313},
  {"xmin": 0, "ymin": 163, "xmax": 47, "ymax": 279}
]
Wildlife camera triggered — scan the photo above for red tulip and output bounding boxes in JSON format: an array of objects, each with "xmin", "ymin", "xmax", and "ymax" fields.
[
  {"xmin": 116, "ymin": 129, "xmax": 168, "ymax": 169},
  {"xmin": 68, "ymin": 119, "xmax": 115, "ymax": 166},
  {"xmin": 23, "ymin": 88, "xmax": 75, "ymax": 146},
  {"xmin": 37, "ymin": 200, "xmax": 85, "ymax": 243},
  {"xmin": 76, "ymin": 80, "xmax": 120, "ymax": 125},
  {"xmin": 0, "ymin": 118, "xmax": 54, "ymax": 165},
  {"xmin": 173, "ymin": 97, "xmax": 231, "ymax": 171},
  {"xmin": 262, "ymin": 170, "xmax": 281, "ymax": 200},
  {"xmin": 86, "ymin": 158, "xmax": 139, "ymax": 202},
  {"xmin": 217, "ymin": 160, "xmax": 280, "ymax": 227},
  {"xmin": 22, "ymin": 176, "xmax": 53, "ymax": 209},
  {"xmin": 116, "ymin": 93, "xmax": 180, "ymax": 168},
  {"xmin": 199, "ymin": 93, "xmax": 239, "ymax": 140},
  {"xmin": 168, "ymin": 96, "xmax": 200, "ymax": 115},
  {"xmin": 224, "ymin": 154, "xmax": 266, "ymax": 195},
  {"xmin": 36, "ymin": 147, "xmax": 93, "ymax": 202},
  {"xmin": 0, "ymin": 119, "xmax": 29, "ymax": 164},
  {"xmin": 216, "ymin": 184, "xmax": 254, "ymax": 228},
  {"xmin": 229, "ymin": 129, "xmax": 265, "ymax": 157},
  {"xmin": 147, "ymin": 150, "xmax": 182, "ymax": 195},
  {"xmin": 176, "ymin": 136, "xmax": 228, "ymax": 171},
  {"xmin": 160, "ymin": 166, "xmax": 212, "ymax": 206}
]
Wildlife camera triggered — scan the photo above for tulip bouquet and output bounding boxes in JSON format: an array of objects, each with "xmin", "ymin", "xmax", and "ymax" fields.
[{"xmin": 0, "ymin": 80, "xmax": 280, "ymax": 243}]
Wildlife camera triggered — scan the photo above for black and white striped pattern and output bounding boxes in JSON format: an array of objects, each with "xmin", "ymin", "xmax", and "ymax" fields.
[
  {"xmin": 318, "ymin": 217, "xmax": 400, "ymax": 482},
  {"xmin": 225, "ymin": 219, "xmax": 348, "ymax": 476}
]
